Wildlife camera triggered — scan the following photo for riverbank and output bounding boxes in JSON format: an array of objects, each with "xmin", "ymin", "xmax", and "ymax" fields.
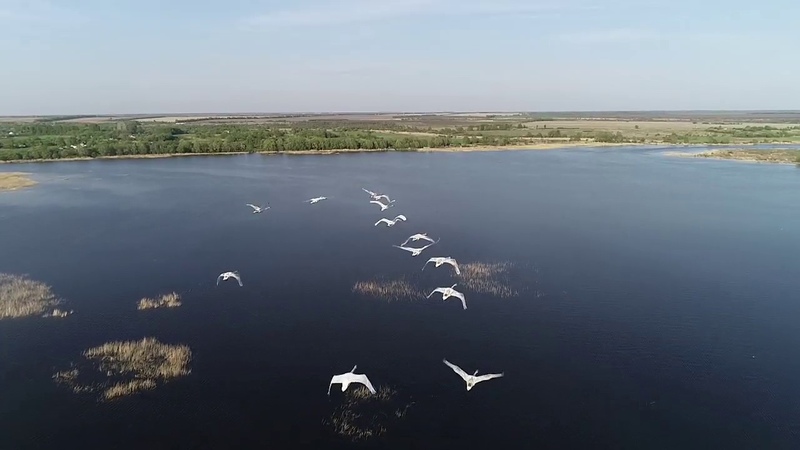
[
  {"xmin": 0, "ymin": 141, "xmax": 644, "ymax": 164},
  {"xmin": 0, "ymin": 172, "xmax": 37, "ymax": 191},
  {"xmin": 668, "ymin": 148, "xmax": 800, "ymax": 165}
]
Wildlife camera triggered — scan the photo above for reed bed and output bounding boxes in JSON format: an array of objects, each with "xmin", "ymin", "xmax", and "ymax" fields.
[
  {"xmin": 325, "ymin": 385, "xmax": 412, "ymax": 442},
  {"xmin": 456, "ymin": 261, "xmax": 519, "ymax": 298},
  {"xmin": 0, "ymin": 273, "xmax": 68, "ymax": 319},
  {"xmin": 352, "ymin": 277, "xmax": 423, "ymax": 303},
  {"xmin": 52, "ymin": 337, "xmax": 192, "ymax": 401},
  {"xmin": 137, "ymin": 292, "xmax": 182, "ymax": 310}
]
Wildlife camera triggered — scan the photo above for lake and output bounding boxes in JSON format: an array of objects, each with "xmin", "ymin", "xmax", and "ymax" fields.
[{"xmin": 1, "ymin": 146, "xmax": 800, "ymax": 449}]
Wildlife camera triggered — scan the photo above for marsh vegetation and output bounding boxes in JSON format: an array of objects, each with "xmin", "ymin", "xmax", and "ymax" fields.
[
  {"xmin": 456, "ymin": 262, "xmax": 520, "ymax": 298},
  {"xmin": 137, "ymin": 292, "xmax": 182, "ymax": 310},
  {"xmin": 52, "ymin": 337, "xmax": 192, "ymax": 401},
  {"xmin": 352, "ymin": 277, "xmax": 423, "ymax": 302},
  {"xmin": 325, "ymin": 385, "xmax": 412, "ymax": 442},
  {"xmin": 0, "ymin": 172, "xmax": 36, "ymax": 190},
  {"xmin": 0, "ymin": 273, "xmax": 70, "ymax": 319}
]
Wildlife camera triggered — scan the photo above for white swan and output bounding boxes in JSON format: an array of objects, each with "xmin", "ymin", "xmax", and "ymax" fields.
[
  {"xmin": 442, "ymin": 359, "xmax": 504, "ymax": 391},
  {"xmin": 369, "ymin": 200, "xmax": 392, "ymax": 211},
  {"xmin": 375, "ymin": 215, "xmax": 407, "ymax": 227},
  {"xmin": 427, "ymin": 283, "xmax": 467, "ymax": 309},
  {"xmin": 216, "ymin": 271, "xmax": 243, "ymax": 287},
  {"xmin": 401, "ymin": 233, "xmax": 437, "ymax": 246},
  {"xmin": 363, "ymin": 188, "xmax": 395, "ymax": 204},
  {"xmin": 328, "ymin": 365, "xmax": 377, "ymax": 395},
  {"xmin": 422, "ymin": 257, "xmax": 460, "ymax": 275},
  {"xmin": 306, "ymin": 197, "xmax": 328, "ymax": 204},
  {"xmin": 246, "ymin": 203, "xmax": 269, "ymax": 214},
  {"xmin": 392, "ymin": 239, "xmax": 439, "ymax": 256}
]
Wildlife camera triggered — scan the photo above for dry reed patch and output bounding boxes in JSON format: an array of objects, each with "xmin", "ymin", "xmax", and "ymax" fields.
[
  {"xmin": 325, "ymin": 385, "xmax": 412, "ymax": 442},
  {"xmin": 0, "ymin": 173, "xmax": 37, "ymax": 191},
  {"xmin": 0, "ymin": 273, "xmax": 71, "ymax": 319},
  {"xmin": 52, "ymin": 337, "xmax": 192, "ymax": 401},
  {"xmin": 352, "ymin": 277, "xmax": 424, "ymax": 303},
  {"xmin": 456, "ymin": 261, "xmax": 519, "ymax": 298},
  {"xmin": 137, "ymin": 292, "xmax": 182, "ymax": 310}
]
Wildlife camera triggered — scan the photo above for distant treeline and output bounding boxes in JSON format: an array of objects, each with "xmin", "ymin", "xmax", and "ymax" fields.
[{"xmin": 0, "ymin": 122, "xmax": 521, "ymax": 161}]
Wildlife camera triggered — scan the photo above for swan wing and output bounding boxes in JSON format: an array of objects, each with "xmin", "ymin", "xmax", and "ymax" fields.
[
  {"xmin": 328, "ymin": 374, "xmax": 345, "ymax": 394},
  {"xmin": 474, "ymin": 372, "xmax": 504, "ymax": 384},
  {"xmin": 451, "ymin": 291, "xmax": 467, "ymax": 309},
  {"xmin": 443, "ymin": 359, "xmax": 470, "ymax": 382},
  {"xmin": 427, "ymin": 287, "xmax": 446, "ymax": 298},
  {"xmin": 353, "ymin": 374, "xmax": 377, "ymax": 394}
]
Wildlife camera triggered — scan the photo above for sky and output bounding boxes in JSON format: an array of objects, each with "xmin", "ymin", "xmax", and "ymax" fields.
[{"xmin": 0, "ymin": 0, "xmax": 798, "ymax": 114}]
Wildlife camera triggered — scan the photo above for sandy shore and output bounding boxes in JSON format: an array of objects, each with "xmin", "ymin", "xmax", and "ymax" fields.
[
  {"xmin": 665, "ymin": 149, "xmax": 800, "ymax": 165},
  {"xmin": 0, "ymin": 172, "xmax": 37, "ymax": 191}
]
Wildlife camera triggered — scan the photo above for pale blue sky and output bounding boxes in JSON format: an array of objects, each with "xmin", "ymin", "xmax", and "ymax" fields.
[{"xmin": 0, "ymin": 0, "xmax": 798, "ymax": 114}]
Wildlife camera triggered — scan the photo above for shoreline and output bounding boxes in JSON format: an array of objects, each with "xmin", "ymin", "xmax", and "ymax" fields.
[
  {"xmin": 0, "ymin": 141, "xmax": 796, "ymax": 165},
  {"xmin": 665, "ymin": 149, "xmax": 800, "ymax": 166},
  {"xmin": 0, "ymin": 141, "xmax": 643, "ymax": 164}
]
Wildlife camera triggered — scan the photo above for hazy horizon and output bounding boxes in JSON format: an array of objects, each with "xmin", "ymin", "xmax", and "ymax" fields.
[{"xmin": 1, "ymin": 0, "xmax": 799, "ymax": 115}]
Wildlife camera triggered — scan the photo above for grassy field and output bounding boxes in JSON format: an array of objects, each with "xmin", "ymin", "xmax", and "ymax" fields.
[{"xmin": 1, "ymin": 112, "xmax": 799, "ymax": 162}]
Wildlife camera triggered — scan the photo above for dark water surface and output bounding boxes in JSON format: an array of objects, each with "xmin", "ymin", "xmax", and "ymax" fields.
[{"xmin": 1, "ymin": 147, "xmax": 800, "ymax": 449}]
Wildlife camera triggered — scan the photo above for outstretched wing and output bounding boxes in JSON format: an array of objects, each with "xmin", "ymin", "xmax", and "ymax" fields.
[
  {"xmin": 375, "ymin": 219, "xmax": 390, "ymax": 226},
  {"xmin": 246, "ymin": 203, "xmax": 258, "ymax": 211},
  {"xmin": 422, "ymin": 258, "xmax": 437, "ymax": 271},
  {"xmin": 443, "ymin": 359, "xmax": 470, "ymax": 382},
  {"xmin": 216, "ymin": 274, "xmax": 223, "ymax": 285},
  {"xmin": 446, "ymin": 259, "xmax": 461, "ymax": 275},
  {"xmin": 451, "ymin": 291, "xmax": 467, "ymax": 310},
  {"xmin": 375, "ymin": 194, "xmax": 393, "ymax": 203},
  {"xmin": 474, "ymin": 373, "xmax": 504, "ymax": 384},
  {"xmin": 328, "ymin": 374, "xmax": 343, "ymax": 394},
  {"xmin": 420, "ymin": 235, "xmax": 436, "ymax": 244},
  {"xmin": 231, "ymin": 272, "xmax": 243, "ymax": 286},
  {"xmin": 353, "ymin": 374, "xmax": 377, "ymax": 394},
  {"xmin": 392, "ymin": 245, "xmax": 412, "ymax": 253},
  {"xmin": 427, "ymin": 287, "xmax": 446, "ymax": 298},
  {"xmin": 363, "ymin": 188, "xmax": 377, "ymax": 196},
  {"xmin": 394, "ymin": 215, "xmax": 407, "ymax": 222}
]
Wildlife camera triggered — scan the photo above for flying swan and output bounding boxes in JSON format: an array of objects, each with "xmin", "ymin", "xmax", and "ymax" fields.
[
  {"xmin": 442, "ymin": 359, "xmax": 504, "ymax": 391},
  {"xmin": 375, "ymin": 215, "xmax": 407, "ymax": 227},
  {"xmin": 370, "ymin": 200, "xmax": 393, "ymax": 211},
  {"xmin": 422, "ymin": 257, "xmax": 461, "ymax": 275},
  {"xmin": 427, "ymin": 283, "xmax": 467, "ymax": 309},
  {"xmin": 216, "ymin": 271, "xmax": 243, "ymax": 287},
  {"xmin": 328, "ymin": 365, "xmax": 377, "ymax": 395},
  {"xmin": 401, "ymin": 233, "xmax": 437, "ymax": 246},
  {"xmin": 246, "ymin": 203, "xmax": 269, "ymax": 214},
  {"xmin": 393, "ymin": 239, "xmax": 439, "ymax": 256},
  {"xmin": 306, "ymin": 197, "xmax": 328, "ymax": 204},
  {"xmin": 362, "ymin": 188, "xmax": 395, "ymax": 204}
]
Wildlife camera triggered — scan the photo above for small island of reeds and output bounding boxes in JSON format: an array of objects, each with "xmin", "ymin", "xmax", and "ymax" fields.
[
  {"xmin": 0, "ymin": 273, "xmax": 72, "ymax": 319},
  {"xmin": 53, "ymin": 337, "xmax": 192, "ymax": 401},
  {"xmin": 137, "ymin": 292, "xmax": 182, "ymax": 310},
  {"xmin": 0, "ymin": 172, "xmax": 36, "ymax": 191}
]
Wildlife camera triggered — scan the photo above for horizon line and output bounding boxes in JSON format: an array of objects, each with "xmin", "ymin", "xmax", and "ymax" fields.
[{"xmin": 2, "ymin": 109, "xmax": 800, "ymax": 118}]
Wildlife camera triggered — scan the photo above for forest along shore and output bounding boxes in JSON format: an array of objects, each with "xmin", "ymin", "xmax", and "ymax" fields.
[{"xmin": 1, "ymin": 113, "xmax": 799, "ymax": 163}]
